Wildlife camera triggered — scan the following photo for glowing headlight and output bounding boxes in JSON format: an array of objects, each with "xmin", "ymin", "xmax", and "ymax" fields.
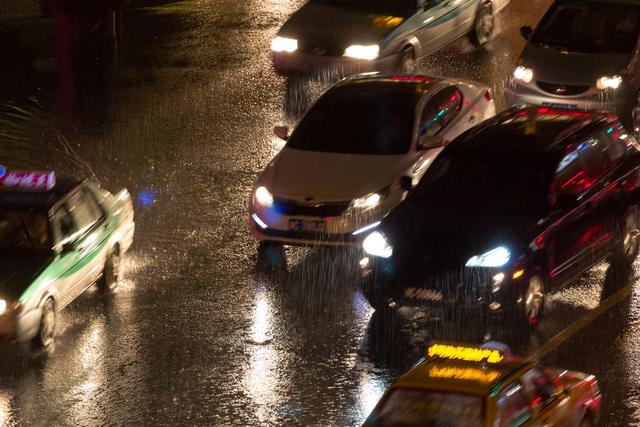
[
  {"xmin": 344, "ymin": 44, "xmax": 379, "ymax": 60},
  {"xmin": 255, "ymin": 186, "xmax": 274, "ymax": 207},
  {"xmin": 363, "ymin": 231, "xmax": 393, "ymax": 258},
  {"xmin": 596, "ymin": 75, "xmax": 622, "ymax": 90},
  {"xmin": 271, "ymin": 36, "xmax": 298, "ymax": 53},
  {"xmin": 352, "ymin": 192, "xmax": 381, "ymax": 209},
  {"xmin": 465, "ymin": 246, "xmax": 510, "ymax": 267},
  {"xmin": 513, "ymin": 66, "xmax": 534, "ymax": 84},
  {"xmin": 0, "ymin": 300, "xmax": 6, "ymax": 315}
]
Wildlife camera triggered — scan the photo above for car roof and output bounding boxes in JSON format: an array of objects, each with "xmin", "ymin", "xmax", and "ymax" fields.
[
  {"xmin": 392, "ymin": 356, "xmax": 532, "ymax": 396},
  {"xmin": 449, "ymin": 105, "xmax": 614, "ymax": 154},
  {"xmin": 0, "ymin": 177, "xmax": 82, "ymax": 211},
  {"xmin": 334, "ymin": 73, "xmax": 444, "ymax": 97}
]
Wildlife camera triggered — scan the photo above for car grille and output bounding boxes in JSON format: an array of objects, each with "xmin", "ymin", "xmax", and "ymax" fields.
[
  {"xmin": 536, "ymin": 81, "xmax": 591, "ymax": 96},
  {"xmin": 298, "ymin": 40, "xmax": 343, "ymax": 57},
  {"xmin": 273, "ymin": 197, "xmax": 350, "ymax": 217}
]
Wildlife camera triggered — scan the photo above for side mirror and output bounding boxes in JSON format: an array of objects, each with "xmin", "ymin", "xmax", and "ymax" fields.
[
  {"xmin": 400, "ymin": 176, "xmax": 414, "ymax": 192},
  {"xmin": 417, "ymin": 135, "xmax": 445, "ymax": 150},
  {"xmin": 556, "ymin": 193, "xmax": 579, "ymax": 210},
  {"xmin": 520, "ymin": 25, "xmax": 533, "ymax": 40},
  {"xmin": 273, "ymin": 125, "xmax": 289, "ymax": 141}
]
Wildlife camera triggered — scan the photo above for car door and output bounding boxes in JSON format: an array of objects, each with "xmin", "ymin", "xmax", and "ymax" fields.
[
  {"xmin": 414, "ymin": 0, "xmax": 461, "ymax": 55},
  {"xmin": 450, "ymin": 0, "xmax": 478, "ymax": 35},
  {"xmin": 63, "ymin": 188, "xmax": 106, "ymax": 301},
  {"xmin": 419, "ymin": 85, "xmax": 465, "ymax": 142},
  {"xmin": 520, "ymin": 367, "xmax": 576, "ymax": 427},
  {"xmin": 50, "ymin": 203, "xmax": 83, "ymax": 308},
  {"xmin": 494, "ymin": 382, "xmax": 533, "ymax": 426}
]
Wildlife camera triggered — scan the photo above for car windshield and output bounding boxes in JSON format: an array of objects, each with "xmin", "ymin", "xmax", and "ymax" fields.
[
  {"xmin": 312, "ymin": 0, "xmax": 417, "ymax": 16},
  {"xmin": 415, "ymin": 148, "xmax": 556, "ymax": 216},
  {"xmin": 364, "ymin": 388, "xmax": 484, "ymax": 427},
  {"xmin": 0, "ymin": 210, "xmax": 51, "ymax": 255},
  {"xmin": 531, "ymin": 0, "xmax": 640, "ymax": 54},
  {"xmin": 287, "ymin": 88, "xmax": 416, "ymax": 155}
]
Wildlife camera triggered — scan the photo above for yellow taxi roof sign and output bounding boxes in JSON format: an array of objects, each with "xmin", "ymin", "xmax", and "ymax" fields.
[{"xmin": 427, "ymin": 342, "xmax": 505, "ymax": 364}]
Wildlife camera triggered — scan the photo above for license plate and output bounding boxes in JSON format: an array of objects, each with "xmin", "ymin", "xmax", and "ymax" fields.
[
  {"xmin": 404, "ymin": 287, "xmax": 444, "ymax": 302},
  {"xmin": 541, "ymin": 102, "xmax": 577, "ymax": 110},
  {"xmin": 289, "ymin": 219, "xmax": 326, "ymax": 233}
]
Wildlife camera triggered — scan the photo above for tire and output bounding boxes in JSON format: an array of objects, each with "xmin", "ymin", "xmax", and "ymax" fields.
[
  {"xmin": 511, "ymin": 274, "xmax": 545, "ymax": 328},
  {"xmin": 98, "ymin": 248, "xmax": 121, "ymax": 293},
  {"xmin": 613, "ymin": 204, "xmax": 640, "ymax": 269},
  {"xmin": 397, "ymin": 47, "xmax": 416, "ymax": 73},
  {"xmin": 31, "ymin": 298, "xmax": 55, "ymax": 349},
  {"xmin": 469, "ymin": 3, "xmax": 494, "ymax": 47}
]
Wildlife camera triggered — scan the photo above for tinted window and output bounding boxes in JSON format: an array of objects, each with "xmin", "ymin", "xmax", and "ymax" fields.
[
  {"xmin": 496, "ymin": 383, "xmax": 532, "ymax": 427},
  {"xmin": 287, "ymin": 88, "xmax": 416, "ymax": 155},
  {"xmin": 420, "ymin": 86, "xmax": 463, "ymax": 136},
  {"xmin": 365, "ymin": 388, "xmax": 484, "ymax": 427},
  {"xmin": 554, "ymin": 133, "xmax": 610, "ymax": 197},
  {"xmin": 52, "ymin": 206, "xmax": 77, "ymax": 247},
  {"xmin": 554, "ymin": 144, "xmax": 586, "ymax": 196},
  {"xmin": 66, "ymin": 191, "xmax": 102, "ymax": 234},
  {"xmin": 603, "ymin": 123, "xmax": 627, "ymax": 165},
  {"xmin": 531, "ymin": 0, "xmax": 640, "ymax": 54},
  {"xmin": 0, "ymin": 210, "xmax": 51, "ymax": 255},
  {"xmin": 521, "ymin": 368, "xmax": 557, "ymax": 407}
]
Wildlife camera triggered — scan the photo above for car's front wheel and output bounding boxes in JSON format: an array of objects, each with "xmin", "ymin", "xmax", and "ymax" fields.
[
  {"xmin": 469, "ymin": 2, "xmax": 494, "ymax": 47},
  {"xmin": 508, "ymin": 273, "xmax": 545, "ymax": 328},
  {"xmin": 613, "ymin": 204, "xmax": 640, "ymax": 268},
  {"xmin": 98, "ymin": 248, "xmax": 121, "ymax": 294},
  {"xmin": 397, "ymin": 47, "xmax": 416, "ymax": 73},
  {"xmin": 32, "ymin": 298, "xmax": 55, "ymax": 349}
]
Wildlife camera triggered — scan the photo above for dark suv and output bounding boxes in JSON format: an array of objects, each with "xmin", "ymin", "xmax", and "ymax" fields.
[{"xmin": 359, "ymin": 106, "xmax": 640, "ymax": 326}]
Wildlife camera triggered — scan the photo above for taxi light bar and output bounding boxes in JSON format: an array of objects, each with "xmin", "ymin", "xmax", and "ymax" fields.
[
  {"xmin": 427, "ymin": 343, "xmax": 504, "ymax": 364},
  {"xmin": 428, "ymin": 366, "xmax": 501, "ymax": 383},
  {"xmin": 0, "ymin": 167, "xmax": 56, "ymax": 191}
]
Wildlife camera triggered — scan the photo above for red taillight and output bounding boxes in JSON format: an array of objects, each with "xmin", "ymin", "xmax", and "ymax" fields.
[{"xmin": 484, "ymin": 89, "xmax": 493, "ymax": 101}]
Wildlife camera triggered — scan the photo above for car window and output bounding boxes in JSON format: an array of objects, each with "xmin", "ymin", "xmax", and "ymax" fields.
[
  {"xmin": 495, "ymin": 383, "xmax": 532, "ymax": 427},
  {"xmin": 66, "ymin": 190, "xmax": 102, "ymax": 235},
  {"xmin": 578, "ymin": 135, "xmax": 608, "ymax": 185},
  {"xmin": 0, "ymin": 210, "xmax": 51, "ymax": 255},
  {"xmin": 554, "ymin": 142, "xmax": 589, "ymax": 197},
  {"xmin": 520, "ymin": 368, "xmax": 557, "ymax": 409},
  {"xmin": 52, "ymin": 206, "xmax": 77, "ymax": 247},
  {"xmin": 420, "ymin": 86, "xmax": 463, "ymax": 137},
  {"xmin": 603, "ymin": 123, "xmax": 627, "ymax": 166}
]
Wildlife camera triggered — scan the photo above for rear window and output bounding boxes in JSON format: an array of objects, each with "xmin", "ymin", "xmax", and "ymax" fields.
[
  {"xmin": 0, "ymin": 210, "xmax": 51, "ymax": 255},
  {"xmin": 364, "ymin": 388, "xmax": 484, "ymax": 427}
]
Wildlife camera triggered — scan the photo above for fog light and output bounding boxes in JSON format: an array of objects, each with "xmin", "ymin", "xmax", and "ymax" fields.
[
  {"xmin": 359, "ymin": 257, "xmax": 370, "ymax": 269},
  {"xmin": 489, "ymin": 302, "xmax": 501, "ymax": 311}
]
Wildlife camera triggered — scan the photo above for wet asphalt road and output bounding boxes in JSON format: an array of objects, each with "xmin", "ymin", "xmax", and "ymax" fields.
[{"xmin": 1, "ymin": 0, "xmax": 640, "ymax": 425}]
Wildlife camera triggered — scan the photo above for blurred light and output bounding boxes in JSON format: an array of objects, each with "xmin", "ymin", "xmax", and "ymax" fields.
[
  {"xmin": 513, "ymin": 66, "xmax": 534, "ymax": 83},
  {"xmin": 492, "ymin": 273, "xmax": 504, "ymax": 283},
  {"xmin": 0, "ymin": 165, "xmax": 5, "ymax": 178},
  {"xmin": 466, "ymin": 246, "xmax": 510, "ymax": 267},
  {"xmin": 428, "ymin": 365, "xmax": 501, "ymax": 383},
  {"xmin": 363, "ymin": 231, "xmax": 392, "ymax": 258},
  {"xmin": 0, "ymin": 300, "xmax": 5, "ymax": 315},
  {"xmin": 137, "ymin": 189, "xmax": 155, "ymax": 207},
  {"xmin": 359, "ymin": 257, "xmax": 370, "ymax": 268},
  {"xmin": 512, "ymin": 269, "xmax": 525, "ymax": 280},
  {"xmin": 352, "ymin": 193, "xmax": 381, "ymax": 209},
  {"xmin": 251, "ymin": 213, "xmax": 268, "ymax": 229},
  {"xmin": 427, "ymin": 343, "xmax": 504, "ymax": 363},
  {"xmin": 271, "ymin": 36, "xmax": 298, "ymax": 53},
  {"xmin": 489, "ymin": 302, "xmax": 501, "ymax": 311},
  {"xmin": 255, "ymin": 186, "xmax": 274, "ymax": 207},
  {"xmin": 353, "ymin": 221, "xmax": 381, "ymax": 236},
  {"xmin": 344, "ymin": 44, "xmax": 379, "ymax": 60},
  {"xmin": 596, "ymin": 75, "xmax": 622, "ymax": 90}
]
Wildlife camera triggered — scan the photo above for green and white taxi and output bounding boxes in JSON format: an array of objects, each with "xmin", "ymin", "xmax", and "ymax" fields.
[{"xmin": 0, "ymin": 167, "xmax": 134, "ymax": 348}]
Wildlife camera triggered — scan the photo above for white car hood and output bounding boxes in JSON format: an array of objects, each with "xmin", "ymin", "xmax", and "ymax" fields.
[{"xmin": 265, "ymin": 148, "xmax": 415, "ymax": 200}]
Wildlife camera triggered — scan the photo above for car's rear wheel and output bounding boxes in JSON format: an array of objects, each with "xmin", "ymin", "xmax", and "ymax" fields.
[
  {"xmin": 469, "ymin": 3, "xmax": 494, "ymax": 47},
  {"xmin": 99, "ymin": 248, "xmax": 121, "ymax": 293},
  {"xmin": 397, "ymin": 47, "xmax": 416, "ymax": 73},
  {"xmin": 614, "ymin": 204, "xmax": 640, "ymax": 268},
  {"xmin": 32, "ymin": 298, "xmax": 55, "ymax": 349}
]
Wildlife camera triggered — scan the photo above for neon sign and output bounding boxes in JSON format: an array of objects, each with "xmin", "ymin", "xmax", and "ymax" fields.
[
  {"xmin": 0, "ymin": 168, "xmax": 56, "ymax": 191},
  {"xmin": 428, "ymin": 366, "xmax": 501, "ymax": 383},
  {"xmin": 427, "ymin": 343, "xmax": 504, "ymax": 364}
]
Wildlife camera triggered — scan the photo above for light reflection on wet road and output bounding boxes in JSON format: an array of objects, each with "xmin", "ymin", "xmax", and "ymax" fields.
[{"xmin": 1, "ymin": 0, "xmax": 640, "ymax": 425}]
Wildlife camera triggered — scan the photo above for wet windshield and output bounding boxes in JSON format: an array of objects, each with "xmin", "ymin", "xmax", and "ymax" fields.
[
  {"xmin": 415, "ymin": 148, "xmax": 556, "ymax": 216},
  {"xmin": 0, "ymin": 211, "xmax": 51, "ymax": 255},
  {"xmin": 364, "ymin": 388, "xmax": 484, "ymax": 426},
  {"xmin": 312, "ymin": 0, "xmax": 417, "ymax": 16},
  {"xmin": 286, "ymin": 88, "xmax": 416, "ymax": 155},
  {"xmin": 531, "ymin": 0, "xmax": 640, "ymax": 54}
]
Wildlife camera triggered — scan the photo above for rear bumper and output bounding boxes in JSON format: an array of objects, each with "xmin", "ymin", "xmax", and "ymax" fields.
[{"xmin": 272, "ymin": 51, "xmax": 400, "ymax": 78}]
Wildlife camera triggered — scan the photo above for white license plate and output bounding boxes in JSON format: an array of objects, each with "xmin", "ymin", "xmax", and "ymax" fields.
[
  {"xmin": 541, "ymin": 102, "xmax": 577, "ymax": 110},
  {"xmin": 289, "ymin": 219, "xmax": 326, "ymax": 233}
]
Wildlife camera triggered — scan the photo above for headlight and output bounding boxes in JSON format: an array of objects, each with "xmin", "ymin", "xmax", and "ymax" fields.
[
  {"xmin": 596, "ymin": 75, "xmax": 622, "ymax": 90},
  {"xmin": 271, "ymin": 36, "xmax": 298, "ymax": 53},
  {"xmin": 513, "ymin": 66, "xmax": 534, "ymax": 84},
  {"xmin": 255, "ymin": 186, "xmax": 274, "ymax": 207},
  {"xmin": 352, "ymin": 192, "xmax": 381, "ymax": 209},
  {"xmin": 0, "ymin": 300, "xmax": 6, "ymax": 315},
  {"xmin": 0, "ymin": 299, "xmax": 20, "ymax": 316},
  {"xmin": 465, "ymin": 246, "xmax": 510, "ymax": 267},
  {"xmin": 344, "ymin": 44, "xmax": 379, "ymax": 60},
  {"xmin": 363, "ymin": 231, "xmax": 393, "ymax": 258}
]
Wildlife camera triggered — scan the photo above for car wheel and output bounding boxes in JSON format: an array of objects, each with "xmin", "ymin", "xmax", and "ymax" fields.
[
  {"xmin": 631, "ymin": 91, "xmax": 640, "ymax": 135},
  {"xmin": 520, "ymin": 274, "xmax": 545, "ymax": 327},
  {"xmin": 397, "ymin": 47, "xmax": 416, "ymax": 73},
  {"xmin": 98, "ymin": 248, "xmax": 121, "ymax": 293},
  {"xmin": 614, "ymin": 205, "xmax": 640, "ymax": 268},
  {"xmin": 469, "ymin": 3, "xmax": 494, "ymax": 47},
  {"xmin": 32, "ymin": 298, "xmax": 55, "ymax": 349},
  {"xmin": 579, "ymin": 415, "xmax": 595, "ymax": 427}
]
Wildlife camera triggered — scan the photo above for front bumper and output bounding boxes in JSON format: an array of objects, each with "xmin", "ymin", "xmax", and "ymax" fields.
[
  {"xmin": 504, "ymin": 80, "xmax": 629, "ymax": 118},
  {"xmin": 272, "ymin": 51, "xmax": 400, "ymax": 78},
  {"xmin": 0, "ymin": 307, "xmax": 40, "ymax": 343}
]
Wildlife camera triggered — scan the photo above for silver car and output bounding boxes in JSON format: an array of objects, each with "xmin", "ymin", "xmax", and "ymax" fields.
[
  {"xmin": 271, "ymin": 0, "xmax": 509, "ymax": 78},
  {"xmin": 505, "ymin": 0, "xmax": 640, "ymax": 132}
]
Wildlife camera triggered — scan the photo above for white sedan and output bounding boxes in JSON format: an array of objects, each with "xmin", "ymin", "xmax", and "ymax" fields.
[{"xmin": 249, "ymin": 73, "xmax": 496, "ymax": 250}]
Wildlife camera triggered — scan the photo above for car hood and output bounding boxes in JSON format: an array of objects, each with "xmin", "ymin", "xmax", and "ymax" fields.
[
  {"xmin": 382, "ymin": 200, "xmax": 532, "ymax": 269},
  {"xmin": 520, "ymin": 44, "xmax": 631, "ymax": 86},
  {"xmin": 265, "ymin": 148, "xmax": 414, "ymax": 200},
  {"xmin": 279, "ymin": 1, "xmax": 406, "ymax": 46},
  {"xmin": 0, "ymin": 255, "xmax": 50, "ymax": 301}
]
